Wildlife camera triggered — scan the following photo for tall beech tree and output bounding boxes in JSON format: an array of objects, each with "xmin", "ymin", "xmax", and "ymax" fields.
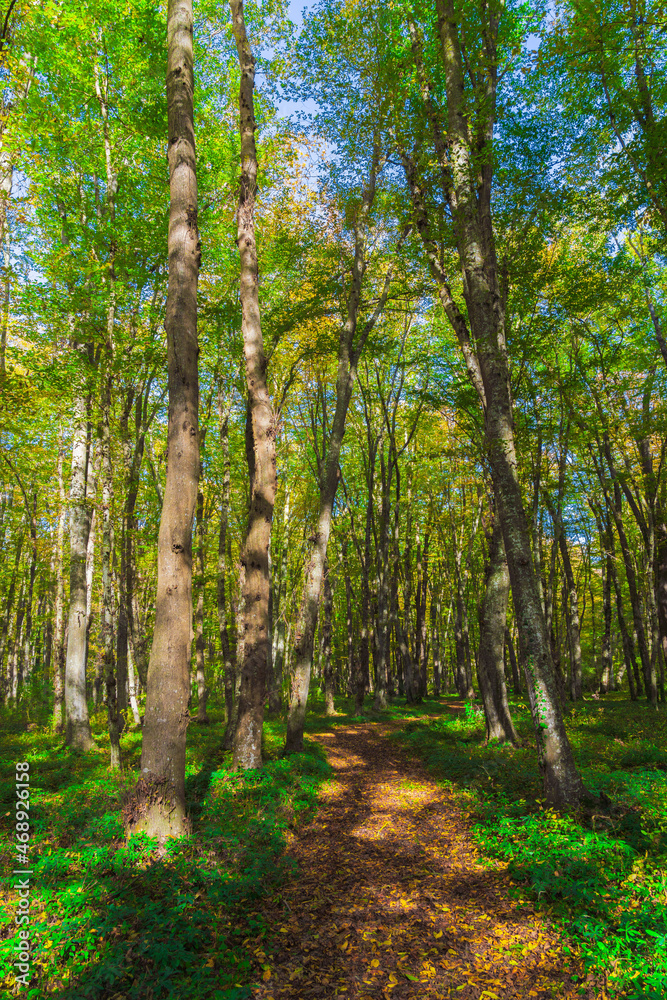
[
  {"xmin": 228, "ymin": 0, "xmax": 278, "ymax": 770},
  {"xmin": 396, "ymin": 0, "xmax": 586, "ymax": 804},
  {"xmin": 125, "ymin": 0, "xmax": 200, "ymax": 839}
]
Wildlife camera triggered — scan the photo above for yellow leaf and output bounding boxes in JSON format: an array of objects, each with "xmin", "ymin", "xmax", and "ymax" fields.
[
  {"xmin": 371, "ymin": 959, "xmax": 380, "ymax": 968},
  {"xmin": 434, "ymin": 931, "xmax": 443, "ymax": 939},
  {"xmin": 205, "ymin": 959, "xmax": 215, "ymax": 968},
  {"xmin": 263, "ymin": 968, "xmax": 271, "ymax": 981}
]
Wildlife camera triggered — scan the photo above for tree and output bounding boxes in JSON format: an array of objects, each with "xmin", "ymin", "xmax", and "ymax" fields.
[{"xmin": 125, "ymin": 0, "xmax": 200, "ymax": 840}]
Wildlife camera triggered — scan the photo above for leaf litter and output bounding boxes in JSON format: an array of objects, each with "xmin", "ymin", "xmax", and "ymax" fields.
[{"xmin": 251, "ymin": 722, "xmax": 604, "ymax": 1000}]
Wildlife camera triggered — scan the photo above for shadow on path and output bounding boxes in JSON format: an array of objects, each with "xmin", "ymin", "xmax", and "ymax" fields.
[{"xmin": 252, "ymin": 723, "xmax": 601, "ymax": 1000}]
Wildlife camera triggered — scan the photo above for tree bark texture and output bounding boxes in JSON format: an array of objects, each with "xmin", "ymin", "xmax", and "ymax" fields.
[
  {"xmin": 229, "ymin": 0, "xmax": 277, "ymax": 770},
  {"xmin": 429, "ymin": 0, "xmax": 585, "ymax": 805},
  {"xmin": 194, "ymin": 470, "xmax": 209, "ymax": 723},
  {"xmin": 53, "ymin": 433, "xmax": 67, "ymax": 730},
  {"xmin": 322, "ymin": 558, "xmax": 335, "ymax": 715},
  {"xmin": 64, "ymin": 390, "xmax": 94, "ymax": 751},
  {"xmin": 269, "ymin": 489, "xmax": 290, "ymax": 713},
  {"xmin": 477, "ymin": 517, "xmax": 517, "ymax": 743},
  {"xmin": 125, "ymin": 0, "xmax": 200, "ymax": 840},
  {"xmin": 216, "ymin": 387, "xmax": 236, "ymax": 724}
]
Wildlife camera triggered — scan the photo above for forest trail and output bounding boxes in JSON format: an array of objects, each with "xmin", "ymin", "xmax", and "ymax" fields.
[{"xmin": 252, "ymin": 722, "xmax": 600, "ymax": 1000}]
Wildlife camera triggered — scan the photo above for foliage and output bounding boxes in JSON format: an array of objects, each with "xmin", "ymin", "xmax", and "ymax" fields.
[
  {"xmin": 0, "ymin": 700, "xmax": 330, "ymax": 999},
  {"xmin": 394, "ymin": 696, "xmax": 667, "ymax": 998}
]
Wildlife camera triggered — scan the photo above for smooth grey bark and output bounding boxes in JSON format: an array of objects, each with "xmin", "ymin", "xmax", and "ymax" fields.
[
  {"xmin": 126, "ymin": 0, "xmax": 200, "ymax": 840},
  {"xmin": 229, "ymin": 0, "xmax": 277, "ymax": 770},
  {"xmin": 64, "ymin": 389, "xmax": 94, "ymax": 751}
]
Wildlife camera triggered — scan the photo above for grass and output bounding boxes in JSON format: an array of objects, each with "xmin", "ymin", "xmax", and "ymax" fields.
[
  {"xmin": 387, "ymin": 693, "xmax": 667, "ymax": 1000},
  {"xmin": 2, "ymin": 689, "xmax": 666, "ymax": 998},
  {"xmin": 0, "ymin": 700, "xmax": 331, "ymax": 999}
]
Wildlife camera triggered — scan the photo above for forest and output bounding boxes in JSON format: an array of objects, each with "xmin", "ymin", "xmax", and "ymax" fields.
[{"xmin": 1, "ymin": 0, "xmax": 666, "ymax": 996}]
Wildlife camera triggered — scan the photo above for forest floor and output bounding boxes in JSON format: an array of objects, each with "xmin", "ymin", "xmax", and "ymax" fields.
[
  {"xmin": 251, "ymin": 720, "xmax": 596, "ymax": 1000},
  {"xmin": 1, "ymin": 694, "xmax": 666, "ymax": 999}
]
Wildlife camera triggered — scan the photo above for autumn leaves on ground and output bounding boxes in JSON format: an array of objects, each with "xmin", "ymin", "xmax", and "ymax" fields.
[
  {"xmin": 254, "ymin": 722, "xmax": 592, "ymax": 1000},
  {"xmin": 3, "ymin": 695, "xmax": 667, "ymax": 1000}
]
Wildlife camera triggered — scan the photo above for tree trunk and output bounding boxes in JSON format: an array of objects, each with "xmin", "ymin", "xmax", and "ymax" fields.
[
  {"xmin": 432, "ymin": 0, "xmax": 585, "ymax": 804},
  {"xmin": 599, "ymin": 545, "xmax": 613, "ymax": 694},
  {"xmin": 284, "ymin": 145, "xmax": 397, "ymax": 753},
  {"xmin": 373, "ymin": 449, "xmax": 391, "ymax": 710},
  {"xmin": 431, "ymin": 596, "xmax": 441, "ymax": 696},
  {"xmin": 216, "ymin": 387, "xmax": 236, "ymax": 725},
  {"xmin": 127, "ymin": 640, "xmax": 142, "ymax": 727},
  {"xmin": 477, "ymin": 518, "xmax": 517, "ymax": 743},
  {"xmin": 609, "ymin": 482, "xmax": 655, "ymax": 704},
  {"xmin": 125, "ymin": 0, "xmax": 200, "ymax": 840},
  {"xmin": 194, "ymin": 478, "xmax": 210, "ymax": 723},
  {"xmin": 53, "ymin": 434, "xmax": 67, "ymax": 729},
  {"xmin": 101, "ymin": 370, "xmax": 122, "ymax": 770},
  {"xmin": 223, "ymin": 560, "xmax": 244, "ymax": 750},
  {"xmin": 415, "ymin": 529, "xmax": 430, "ymax": 698},
  {"xmin": 359, "ymin": 452, "xmax": 375, "ymax": 701},
  {"xmin": 322, "ymin": 558, "xmax": 335, "ymax": 715},
  {"xmin": 269, "ymin": 489, "xmax": 289, "ymax": 713},
  {"xmin": 0, "ymin": 529, "xmax": 23, "ymax": 703},
  {"xmin": 64, "ymin": 390, "xmax": 94, "ymax": 751},
  {"xmin": 230, "ymin": 0, "xmax": 277, "ymax": 770},
  {"xmin": 343, "ymin": 539, "xmax": 363, "ymax": 713}
]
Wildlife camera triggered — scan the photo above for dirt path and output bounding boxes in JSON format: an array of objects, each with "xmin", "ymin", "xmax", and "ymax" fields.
[{"xmin": 253, "ymin": 723, "xmax": 599, "ymax": 999}]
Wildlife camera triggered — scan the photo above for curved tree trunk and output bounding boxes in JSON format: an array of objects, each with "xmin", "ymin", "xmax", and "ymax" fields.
[{"xmin": 125, "ymin": 0, "xmax": 200, "ymax": 840}]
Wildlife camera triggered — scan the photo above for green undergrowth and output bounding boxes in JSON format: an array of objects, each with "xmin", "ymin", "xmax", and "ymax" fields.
[
  {"xmin": 0, "ymin": 700, "xmax": 330, "ymax": 999},
  {"xmin": 390, "ymin": 694, "xmax": 667, "ymax": 999}
]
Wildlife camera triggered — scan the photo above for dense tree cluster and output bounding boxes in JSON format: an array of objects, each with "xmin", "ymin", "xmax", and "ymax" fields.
[{"xmin": 1, "ymin": 0, "xmax": 666, "ymax": 832}]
